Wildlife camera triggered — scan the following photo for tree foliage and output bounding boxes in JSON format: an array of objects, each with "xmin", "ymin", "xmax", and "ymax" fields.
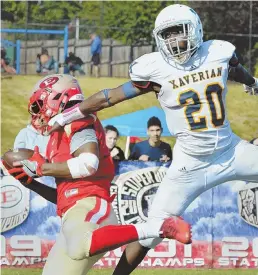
[
  {"xmin": 101, "ymin": 1, "xmax": 171, "ymax": 44},
  {"xmin": 191, "ymin": 1, "xmax": 258, "ymax": 68},
  {"xmin": 2, "ymin": 1, "xmax": 258, "ymax": 70}
]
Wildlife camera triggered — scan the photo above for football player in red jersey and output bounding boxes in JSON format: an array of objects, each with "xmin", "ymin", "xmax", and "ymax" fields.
[{"xmin": 8, "ymin": 74, "xmax": 191, "ymax": 275}]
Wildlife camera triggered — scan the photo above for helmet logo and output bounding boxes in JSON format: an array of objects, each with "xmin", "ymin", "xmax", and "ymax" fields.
[{"xmin": 39, "ymin": 76, "xmax": 59, "ymax": 88}]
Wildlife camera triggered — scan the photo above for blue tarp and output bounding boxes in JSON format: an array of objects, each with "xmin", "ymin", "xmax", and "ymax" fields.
[{"xmin": 101, "ymin": 106, "xmax": 170, "ymax": 137}]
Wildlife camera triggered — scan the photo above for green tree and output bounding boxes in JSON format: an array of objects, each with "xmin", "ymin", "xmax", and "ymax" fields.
[
  {"xmin": 191, "ymin": 1, "xmax": 258, "ymax": 72},
  {"xmin": 2, "ymin": 1, "xmax": 257, "ymax": 72},
  {"xmin": 2, "ymin": 1, "xmax": 83, "ymax": 26},
  {"xmin": 101, "ymin": 1, "xmax": 172, "ymax": 44}
]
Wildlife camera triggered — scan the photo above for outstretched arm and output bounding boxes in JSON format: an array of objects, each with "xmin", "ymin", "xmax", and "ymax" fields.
[
  {"xmin": 78, "ymin": 81, "xmax": 156, "ymax": 114},
  {"xmin": 47, "ymin": 81, "xmax": 160, "ymax": 135}
]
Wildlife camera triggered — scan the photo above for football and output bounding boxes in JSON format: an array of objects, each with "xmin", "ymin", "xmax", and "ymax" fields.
[{"xmin": 2, "ymin": 148, "xmax": 34, "ymax": 169}]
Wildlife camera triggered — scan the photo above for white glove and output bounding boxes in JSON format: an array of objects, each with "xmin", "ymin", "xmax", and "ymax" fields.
[
  {"xmin": 243, "ymin": 78, "xmax": 258, "ymax": 96},
  {"xmin": 48, "ymin": 113, "xmax": 65, "ymax": 127},
  {"xmin": 19, "ymin": 160, "xmax": 39, "ymax": 178},
  {"xmin": 48, "ymin": 105, "xmax": 85, "ymax": 127}
]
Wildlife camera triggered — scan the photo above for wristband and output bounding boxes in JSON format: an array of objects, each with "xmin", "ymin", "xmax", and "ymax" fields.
[{"xmin": 62, "ymin": 104, "xmax": 85, "ymax": 125}]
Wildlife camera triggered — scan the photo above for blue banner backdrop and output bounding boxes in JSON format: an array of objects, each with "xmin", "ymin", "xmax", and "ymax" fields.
[{"xmin": 1, "ymin": 161, "xmax": 257, "ymax": 268}]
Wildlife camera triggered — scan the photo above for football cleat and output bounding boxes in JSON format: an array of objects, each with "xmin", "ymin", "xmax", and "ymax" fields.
[{"xmin": 159, "ymin": 216, "xmax": 192, "ymax": 244}]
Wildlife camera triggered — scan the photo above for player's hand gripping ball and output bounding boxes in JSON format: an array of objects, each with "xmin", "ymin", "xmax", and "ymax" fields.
[{"xmin": 2, "ymin": 146, "xmax": 45, "ymax": 184}]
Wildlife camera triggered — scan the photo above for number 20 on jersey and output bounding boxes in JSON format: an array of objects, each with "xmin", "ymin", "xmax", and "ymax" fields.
[{"xmin": 179, "ymin": 83, "xmax": 225, "ymax": 131}]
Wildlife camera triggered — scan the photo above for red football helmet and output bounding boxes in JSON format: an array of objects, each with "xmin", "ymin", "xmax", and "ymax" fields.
[{"xmin": 28, "ymin": 74, "xmax": 84, "ymax": 134}]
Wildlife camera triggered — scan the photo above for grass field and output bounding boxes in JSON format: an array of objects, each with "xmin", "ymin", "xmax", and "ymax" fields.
[
  {"xmin": 1, "ymin": 75, "xmax": 258, "ymax": 154},
  {"xmin": 1, "ymin": 268, "xmax": 258, "ymax": 275}
]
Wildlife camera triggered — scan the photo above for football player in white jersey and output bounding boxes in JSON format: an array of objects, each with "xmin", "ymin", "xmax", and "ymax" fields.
[{"xmin": 42, "ymin": 4, "xmax": 258, "ymax": 274}]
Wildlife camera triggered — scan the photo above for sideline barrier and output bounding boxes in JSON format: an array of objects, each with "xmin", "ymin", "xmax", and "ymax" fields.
[
  {"xmin": 1, "ymin": 161, "xmax": 257, "ymax": 268},
  {"xmin": 0, "ymin": 39, "xmax": 21, "ymax": 74},
  {"xmin": 0, "ymin": 27, "xmax": 68, "ymax": 74}
]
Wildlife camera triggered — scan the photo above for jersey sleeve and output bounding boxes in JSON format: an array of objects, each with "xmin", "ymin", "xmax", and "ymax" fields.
[
  {"xmin": 70, "ymin": 127, "xmax": 98, "ymax": 155},
  {"xmin": 13, "ymin": 128, "xmax": 27, "ymax": 149},
  {"xmin": 129, "ymin": 53, "xmax": 162, "ymax": 84}
]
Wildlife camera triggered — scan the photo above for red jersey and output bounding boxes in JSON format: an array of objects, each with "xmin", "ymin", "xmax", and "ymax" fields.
[{"xmin": 46, "ymin": 116, "xmax": 115, "ymax": 216}]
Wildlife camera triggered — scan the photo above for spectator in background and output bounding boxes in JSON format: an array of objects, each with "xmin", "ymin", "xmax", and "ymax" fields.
[
  {"xmin": 36, "ymin": 48, "xmax": 59, "ymax": 75},
  {"xmin": 64, "ymin": 52, "xmax": 85, "ymax": 76},
  {"xmin": 129, "ymin": 136, "xmax": 142, "ymax": 153},
  {"xmin": 129, "ymin": 116, "xmax": 172, "ymax": 162},
  {"xmin": 1, "ymin": 47, "xmax": 16, "ymax": 74},
  {"xmin": 90, "ymin": 33, "xmax": 102, "ymax": 78},
  {"xmin": 105, "ymin": 125, "xmax": 125, "ymax": 161},
  {"xmin": 250, "ymin": 137, "xmax": 258, "ymax": 146}
]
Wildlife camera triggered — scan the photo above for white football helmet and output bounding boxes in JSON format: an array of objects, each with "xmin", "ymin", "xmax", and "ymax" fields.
[{"xmin": 153, "ymin": 4, "xmax": 203, "ymax": 65}]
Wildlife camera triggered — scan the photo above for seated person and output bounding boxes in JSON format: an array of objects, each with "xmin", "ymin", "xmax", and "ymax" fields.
[
  {"xmin": 64, "ymin": 52, "xmax": 85, "ymax": 76},
  {"xmin": 1, "ymin": 47, "xmax": 16, "ymax": 74},
  {"xmin": 104, "ymin": 125, "xmax": 125, "ymax": 161},
  {"xmin": 129, "ymin": 116, "xmax": 172, "ymax": 162},
  {"xmin": 36, "ymin": 48, "xmax": 59, "ymax": 74}
]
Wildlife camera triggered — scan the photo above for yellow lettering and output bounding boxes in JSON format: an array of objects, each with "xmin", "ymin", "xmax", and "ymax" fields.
[
  {"xmin": 191, "ymin": 73, "xmax": 198, "ymax": 83},
  {"xmin": 198, "ymin": 72, "xmax": 205, "ymax": 81},
  {"xmin": 211, "ymin": 69, "xmax": 216, "ymax": 78},
  {"xmin": 183, "ymin": 75, "xmax": 190, "ymax": 84},
  {"xmin": 217, "ymin": 67, "xmax": 222, "ymax": 76},
  {"xmin": 179, "ymin": 78, "xmax": 185, "ymax": 87},
  {"xmin": 170, "ymin": 80, "xmax": 179, "ymax": 89}
]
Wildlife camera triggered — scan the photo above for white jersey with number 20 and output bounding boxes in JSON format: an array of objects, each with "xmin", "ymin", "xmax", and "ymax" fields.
[{"xmin": 130, "ymin": 40, "xmax": 236, "ymax": 156}]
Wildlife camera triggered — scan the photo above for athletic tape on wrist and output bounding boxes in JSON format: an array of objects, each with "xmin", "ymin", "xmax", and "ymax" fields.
[
  {"xmin": 121, "ymin": 81, "xmax": 138, "ymax": 99},
  {"xmin": 102, "ymin": 89, "xmax": 112, "ymax": 106},
  {"xmin": 63, "ymin": 105, "xmax": 85, "ymax": 124}
]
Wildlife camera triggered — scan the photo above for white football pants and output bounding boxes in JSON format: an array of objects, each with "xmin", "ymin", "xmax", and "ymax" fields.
[{"xmin": 140, "ymin": 134, "xmax": 258, "ymax": 248}]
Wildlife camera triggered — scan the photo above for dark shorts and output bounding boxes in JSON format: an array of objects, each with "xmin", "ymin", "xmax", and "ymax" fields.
[{"xmin": 91, "ymin": 53, "xmax": 100, "ymax": 66}]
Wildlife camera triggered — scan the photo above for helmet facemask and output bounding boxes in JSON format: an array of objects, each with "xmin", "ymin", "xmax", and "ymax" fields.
[
  {"xmin": 154, "ymin": 20, "xmax": 202, "ymax": 65},
  {"xmin": 29, "ymin": 91, "xmax": 53, "ymax": 135}
]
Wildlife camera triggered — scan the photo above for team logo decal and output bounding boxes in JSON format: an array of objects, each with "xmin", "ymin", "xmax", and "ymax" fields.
[
  {"xmin": 39, "ymin": 76, "xmax": 59, "ymax": 88},
  {"xmin": 1, "ymin": 176, "xmax": 30, "ymax": 233},
  {"xmin": 111, "ymin": 167, "xmax": 167, "ymax": 224},
  {"xmin": 238, "ymin": 183, "xmax": 258, "ymax": 228}
]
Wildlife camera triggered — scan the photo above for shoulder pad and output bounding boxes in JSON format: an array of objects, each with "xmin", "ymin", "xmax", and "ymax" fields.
[
  {"xmin": 209, "ymin": 40, "xmax": 236, "ymax": 60},
  {"xmin": 64, "ymin": 114, "xmax": 97, "ymax": 137},
  {"xmin": 129, "ymin": 52, "xmax": 163, "ymax": 82}
]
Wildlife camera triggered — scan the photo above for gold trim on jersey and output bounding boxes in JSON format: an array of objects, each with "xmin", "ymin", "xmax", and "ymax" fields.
[
  {"xmin": 204, "ymin": 82, "xmax": 225, "ymax": 128},
  {"xmin": 178, "ymin": 88, "xmax": 208, "ymax": 132},
  {"xmin": 178, "ymin": 83, "xmax": 225, "ymax": 132}
]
